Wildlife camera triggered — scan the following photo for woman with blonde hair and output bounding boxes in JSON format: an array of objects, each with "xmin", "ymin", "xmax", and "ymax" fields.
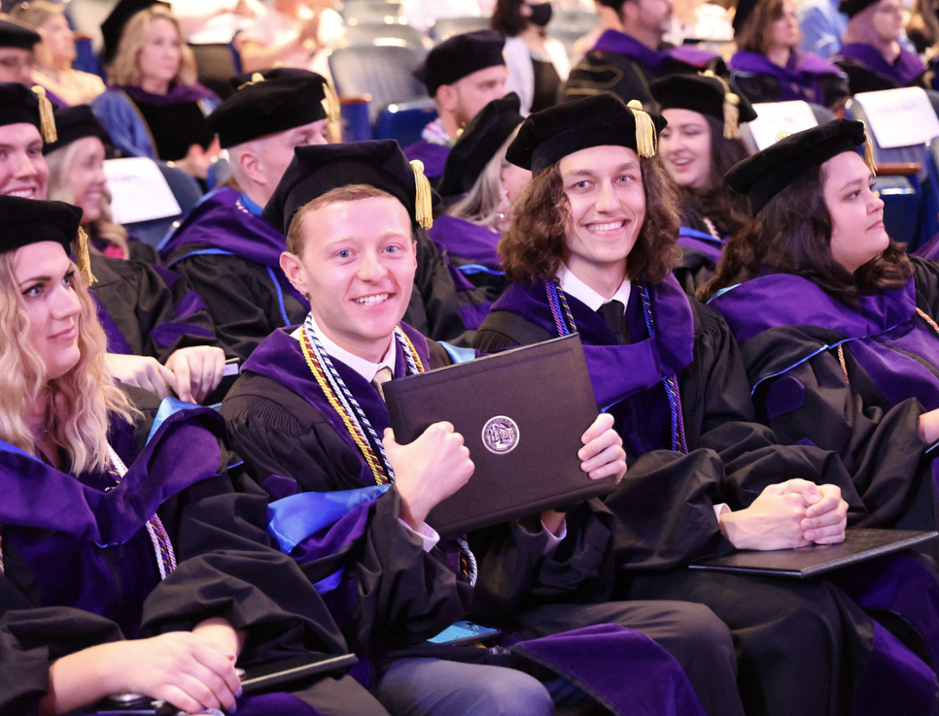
[
  {"xmin": 0, "ymin": 193, "xmax": 392, "ymax": 716},
  {"xmin": 10, "ymin": 0, "xmax": 106, "ymax": 106},
  {"xmin": 431, "ymin": 93, "xmax": 530, "ymax": 328},
  {"xmin": 92, "ymin": 0, "xmax": 219, "ymax": 179},
  {"xmin": 44, "ymin": 105, "xmax": 157, "ymax": 263}
]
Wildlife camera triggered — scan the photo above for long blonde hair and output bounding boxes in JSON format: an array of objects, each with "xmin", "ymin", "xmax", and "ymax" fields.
[
  {"xmin": 448, "ymin": 127, "xmax": 521, "ymax": 230},
  {"xmin": 45, "ymin": 140, "xmax": 131, "ymax": 259},
  {"xmin": 106, "ymin": 7, "xmax": 198, "ymax": 88},
  {"xmin": 0, "ymin": 249, "xmax": 136, "ymax": 473}
]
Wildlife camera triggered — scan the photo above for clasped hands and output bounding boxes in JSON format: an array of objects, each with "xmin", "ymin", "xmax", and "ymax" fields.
[{"xmin": 719, "ymin": 479, "xmax": 849, "ymax": 551}]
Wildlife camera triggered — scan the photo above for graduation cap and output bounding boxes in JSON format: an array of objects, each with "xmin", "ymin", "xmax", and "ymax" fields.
[
  {"xmin": 43, "ymin": 105, "xmax": 112, "ymax": 155},
  {"xmin": 101, "ymin": 0, "xmax": 170, "ymax": 65},
  {"xmin": 506, "ymin": 93, "xmax": 667, "ymax": 173},
  {"xmin": 651, "ymin": 72, "xmax": 757, "ymax": 139},
  {"xmin": 208, "ymin": 70, "xmax": 336, "ymax": 149},
  {"xmin": 725, "ymin": 118, "xmax": 875, "ymax": 214},
  {"xmin": 838, "ymin": 0, "xmax": 878, "ymax": 17},
  {"xmin": 0, "ymin": 17, "xmax": 40, "ymax": 49},
  {"xmin": 413, "ymin": 30, "xmax": 506, "ymax": 97},
  {"xmin": 264, "ymin": 140, "xmax": 439, "ymax": 236},
  {"xmin": 0, "ymin": 82, "xmax": 56, "ymax": 143},
  {"xmin": 438, "ymin": 92, "xmax": 524, "ymax": 198},
  {"xmin": 0, "ymin": 194, "xmax": 94, "ymax": 284}
]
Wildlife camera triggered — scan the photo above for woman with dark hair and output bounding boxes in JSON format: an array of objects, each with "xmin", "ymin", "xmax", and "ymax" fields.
[
  {"xmin": 652, "ymin": 72, "xmax": 755, "ymax": 294},
  {"xmin": 492, "ymin": 0, "xmax": 570, "ymax": 114},
  {"xmin": 729, "ymin": 0, "xmax": 850, "ymax": 110},
  {"xmin": 833, "ymin": 0, "xmax": 928, "ymax": 92},
  {"xmin": 474, "ymin": 93, "xmax": 939, "ymax": 716},
  {"xmin": 702, "ymin": 119, "xmax": 939, "ymax": 541}
]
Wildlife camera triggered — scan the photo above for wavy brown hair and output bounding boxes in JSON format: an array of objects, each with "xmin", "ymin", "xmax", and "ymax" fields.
[
  {"xmin": 698, "ymin": 164, "xmax": 912, "ymax": 305},
  {"xmin": 500, "ymin": 154, "xmax": 681, "ymax": 284},
  {"xmin": 736, "ymin": 0, "xmax": 798, "ymax": 54}
]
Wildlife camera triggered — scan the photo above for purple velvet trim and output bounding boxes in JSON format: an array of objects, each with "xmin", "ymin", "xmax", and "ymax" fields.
[
  {"xmin": 114, "ymin": 82, "xmax": 217, "ymax": 107},
  {"xmin": 591, "ymin": 29, "xmax": 717, "ymax": 70},
  {"xmin": 492, "ymin": 275, "xmax": 695, "ymax": 409},
  {"xmin": 764, "ymin": 374, "xmax": 806, "ymax": 418},
  {"xmin": 403, "ymin": 139, "xmax": 450, "ymax": 178},
  {"xmin": 262, "ymin": 473, "xmax": 302, "ymax": 501},
  {"xmin": 729, "ymin": 50, "xmax": 835, "ymax": 102},
  {"xmin": 243, "ymin": 324, "xmax": 432, "ymax": 487},
  {"xmin": 428, "ymin": 215, "xmax": 502, "ymax": 266},
  {"xmin": 836, "ymin": 43, "xmax": 925, "ymax": 87},
  {"xmin": 459, "ymin": 302, "xmax": 493, "ymax": 330},
  {"xmin": 43, "ymin": 87, "xmax": 67, "ymax": 108},
  {"xmin": 160, "ymin": 188, "xmax": 309, "ymax": 308},
  {"xmin": 448, "ymin": 263, "xmax": 477, "ymax": 291},
  {"xmin": 850, "ymin": 622, "xmax": 938, "ymax": 715},
  {"xmin": 289, "ymin": 501, "xmax": 375, "ymax": 567},
  {"xmin": 710, "ymin": 273, "xmax": 915, "ymax": 346},
  {"xmin": 92, "ymin": 292, "xmax": 133, "ymax": 355},
  {"xmin": 847, "ymin": 335, "xmax": 939, "ymax": 411},
  {"xmin": 514, "ymin": 624, "xmax": 706, "ymax": 716},
  {"xmin": 238, "ymin": 692, "xmax": 326, "ymax": 716},
  {"xmin": 914, "ymin": 232, "xmax": 939, "ymax": 261},
  {"xmin": 150, "ymin": 320, "xmax": 215, "ymax": 349},
  {"xmin": 677, "ymin": 234, "xmax": 724, "ymax": 265}
]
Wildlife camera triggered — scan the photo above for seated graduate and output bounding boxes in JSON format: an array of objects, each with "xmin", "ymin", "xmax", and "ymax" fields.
[
  {"xmin": 728, "ymin": 0, "xmax": 850, "ymax": 110},
  {"xmin": 93, "ymin": 0, "xmax": 220, "ymax": 181},
  {"xmin": 832, "ymin": 0, "xmax": 929, "ymax": 91},
  {"xmin": 10, "ymin": 1, "xmax": 106, "ymax": 107},
  {"xmin": 404, "ymin": 30, "xmax": 509, "ymax": 182},
  {"xmin": 561, "ymin": 0, "xmax": 724, "ymax": 107},
  {"xmin": 220, "ymin": 139, "xmax": 748, "ymax": 716},
  {"xmin": 0, "ymin": 194, "xmax": 392, "ymax": 716},
  {"xmin": 0, "ymin": 82, "xmax": 227, "ymax": 404},
  {"xmin": 473, "ymin": 92, "xmax": 939, "ymax": 716},
  {"xmin": 652, "ymin": 73, "xmax": 755, "ymax": 295},
  {"xmin": 432, "ymin": 92, "xmax": 530, "ymax": 331},
  {"xmin": 160, "ymin": 69, "xmax": 469, "ymax": 359},
  {"xmin": 702, "ymin": 119, "xmax": 939, "ymax": 541},
  {"xmin": 0, "ymin": 17, "xmax": 39, "ymax": 87},
  {"xmin": 43, "ymin": 105, "xmax": 158, "ymax": 263}
]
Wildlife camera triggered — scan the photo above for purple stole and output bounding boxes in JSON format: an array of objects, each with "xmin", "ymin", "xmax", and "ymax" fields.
[
  {"xmin": 591, "ymin": 29, "xmax": 718, "ymax": 72},
  {"xmin": 678, "ymin": 226, "xmax": 725, "ymax": 265},
  {"xmin": 113, "ymin": 82, "xmax": 218, "ymax": 107},
  {"xmin": 160, "ymin": 187, "xmax": 309, "ymax": 309},
  {"xmin": 836, "ymin": 43, "xmax": 925, "ymax": 87},
  {"xmin": 403, "ymin": 140, "xmax": 450, "ymax": 178},
  {"xmin": 729, "ymin": 50, "xmax": 843, "ymax": 103}
]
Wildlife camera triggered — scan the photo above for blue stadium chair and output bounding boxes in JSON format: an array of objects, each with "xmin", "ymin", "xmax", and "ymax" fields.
[
  {"xmin": 341, "ymin": 98, "xmax": 374, "ymax": 141},
  {"xmin": 126, "ymin": 162, "xmax": 204, "ymax": 248},
  {"xmin": 188, "ymin": 43, "xmax": 241, "ymax": 100},
  {"xmin": 373, "ymin": 98, "xmax": 437, "ymax": 145},
  {"xmin": 340, "ymin": 0, "xmax": 403, "ymax": 24},
  {"xmin": 329, "ymin": 44, "xmax": 428, "ymax": 125},
  {"xmin": 846, "ymin": 94, "xmax": 939, "ymax": 249},
  {"xmin": 206, "ymin": 155, "xmax": 232, "ymax": 191},
  {"xmin": 344, "ymin": 20, "xmax": 426, "ymax": 54},
  {"xmin": 430, "ymin": 16, "xmax": 491, "ymax": 42},
  {"xmin": 876, "ymin": 175, "xmax": 920, "ymax": 245}
]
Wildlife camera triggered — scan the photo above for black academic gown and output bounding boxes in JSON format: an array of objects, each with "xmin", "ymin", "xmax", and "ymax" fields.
[
  {"xmin": 221, "ymin": 323, "xmax": 746, "ymax": 716},
  {"xmin": 475, "ymin": 275, "xmax": 939, "ymax": 716},
  {"xmin": 0, "ymin": 389, "xmax": 388, "ymax": 716}
]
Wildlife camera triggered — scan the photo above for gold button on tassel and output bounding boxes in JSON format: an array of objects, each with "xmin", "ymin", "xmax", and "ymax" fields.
[
  {"xmin": 410, "ymin": 160, "xmax": 434, "ymax": 231},
  {"xmin": 236, "ymin": 72, "xmax": 266, "ymax": 90},
  {"xmin": 31, "ymin": 86, "xmax": 57, "ymax": 144},
  {"xmin": 75, "ymin": 226, "xmax": 96, "ymax": 285},
  {"xmin": 626, "ymin": 100, "xmax": 657, "ymax": 158}
]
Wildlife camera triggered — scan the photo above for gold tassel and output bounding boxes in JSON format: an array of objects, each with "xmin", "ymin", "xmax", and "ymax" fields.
[
  {"xmin": 626, "ymin": 100, "xmax": 657, "ymax": 158},
  {"xmin": 322, "ymin": 80, "xmax": 341, "ymax": 126},
  {"xmin": 31, "ymin": 86, "xmax": 56, "ymax": 144},
  {"xmin": 75, "ymin": 227, "xmax": 96, "ymax": 285},
  {"xmin": 723, "ymin": 93, "xmax": 740, "ymax": 139},
  {"xmin": 861, "ymin": 120, "xmax": 877, "ymax": 176},
  {"xmin": 236, "ymin": 72, "xmax": 266, "ymax": 91},
  {"xmin": 410, "ymin": 160, "xmax": 434, "ymax": 231}
]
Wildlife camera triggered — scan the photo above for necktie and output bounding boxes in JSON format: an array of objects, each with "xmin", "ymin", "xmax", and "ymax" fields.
[
  {"xmin": 372, "ymin": 365, "xmax": 394, "ymax": 401},
  {"xmin": 598, "ymin": 300, "xmax": 626, "ymax": 345}
]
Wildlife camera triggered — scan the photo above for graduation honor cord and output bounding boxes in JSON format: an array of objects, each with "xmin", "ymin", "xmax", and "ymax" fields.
[
  {"xmin": 0, "ymin": 447, "xmax": 177, "ymax": 579},
  {"xmin": 298, "ymin": 314, "xmax": 478, "ymax": 584},
  {"xmin": 545, "ymin": 278, "xmax": 690, "ymax": 453}
]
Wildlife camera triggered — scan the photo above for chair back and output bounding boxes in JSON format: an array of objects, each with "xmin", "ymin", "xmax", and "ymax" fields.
[{"xmin": 329, "ymin": 44, "xmax": 427, "ymax": 124}]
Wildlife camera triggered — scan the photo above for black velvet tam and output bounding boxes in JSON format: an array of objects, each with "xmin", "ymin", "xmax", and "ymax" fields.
[
  {"xmin": 725, "ymin": 119, "xmax": 867, "ymax": 214},
  {"xmin": 101, "ymin": 0, "xmax": 169, "ymax": 64},
  {"xmin": 0, "ymin": 195, "xmax": 81, "ymax": 256},
  {"xmin": 651, "ymin": 74, "xmax": 757, "ymax": 125},
  {"xmin": 438, "ymin": 92, "xmax": 524, "ymax": 198},
  {"xmin": 0, "ymin": 82, "xmax": 40, "ymax": 130},
  {"xmin": 208, "ymin": 70, "xmax": 329, "ymax": 148},
  {"xmin": 506, "ymin": 92, "xmax": 667, "ymax": 173},
  {"xmin": 0, "ymin": 18, "xmax": 39, "ymax": 49},
  {"xmin": 43, "ymin": 105, "xmax": 112, "ymax": 155},
  {"xmin": 264, "ymin": 140, "xmax": 439, "ymax": 234},
  {"xmin": 838, "ymin": 0, "xmax": 879, "ymax": 17},
  {"xmin": 413, "ymin": 29, "xmax": 506, "ymax": 97}
]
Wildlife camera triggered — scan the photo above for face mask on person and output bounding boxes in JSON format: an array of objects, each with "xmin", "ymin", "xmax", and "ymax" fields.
[{"xmin": 528, "ymin": 2, "xmax": 554, "ymax": 27}]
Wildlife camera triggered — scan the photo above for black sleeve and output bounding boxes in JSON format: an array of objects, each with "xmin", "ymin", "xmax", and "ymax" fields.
[
  {"xmin": 562, "ymin": 51, "xmax": 653, "ymax": 105},
  {"xmin": 408, "ymin": 228, "xmax": 469, "ymax": 343},
  {"xmin": 730, "ymin": 72, "xmax": 781, "ymax": 105}
]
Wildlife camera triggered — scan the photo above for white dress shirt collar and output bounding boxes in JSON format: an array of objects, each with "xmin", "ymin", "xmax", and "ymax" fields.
[
  {"xmin": 557, "ymin": 264, "xmax": 632, "ymax": 311},
  {"xmin": 292, "ymin": 314, "xmax": 397, "ymax": 383}
]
